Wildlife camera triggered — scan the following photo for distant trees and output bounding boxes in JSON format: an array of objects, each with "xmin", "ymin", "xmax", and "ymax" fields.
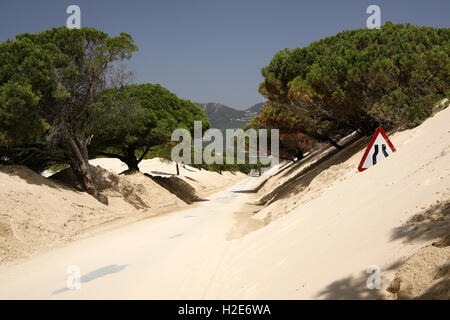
[
  {"xmin": 91, "ymin": 83, "xmax": 210, "ymax": 172},
  {"xmin": 249, "ymin": 104, "xmax": 318, "ymax": 161},
  {"xmin": 0, "ymin": 27, "xmax": 138, "ymax": 203},
  {"xmin": 258, "ymin": 22, "xmax": 449, "ymax": 144}
]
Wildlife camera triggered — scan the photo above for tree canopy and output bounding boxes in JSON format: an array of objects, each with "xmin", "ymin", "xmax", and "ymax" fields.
[
  {"xmin": 1, "ymin": 23, "xmax": 449, "ymax": 201},
  {"xmin": 248, "ymin": 103, "xmax": 318, "ymax": 161},
  {"xmin": 91, "ymin": 83, "xmax": 210, "ymax": 171},
  {"xmin": 259, "ymin": 22, "xmax": 449, "ymax": 142},
  {"xmin": 0, "ymin": 27, "xmax": 138, "ymax": 203}
]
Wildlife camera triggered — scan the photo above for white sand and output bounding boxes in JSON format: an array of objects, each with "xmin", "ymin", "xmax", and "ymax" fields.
[
  {"xmin": 0, "ymin": 165, "xmax": 185, "ymax": 264},
  {"xmin": 0, "ymin": 106, "xmax": 448, "ymax": 299},
  {"xmin": 205, "ymin": 106, "xmax": 450, "ymax": 299},
  {"xmin": 89, "ymin": 157, "xmax": 247, "ymax": 197},
  {"xmin": 0, "ymin": 158, "xmax": 246, "ymax": 265}
]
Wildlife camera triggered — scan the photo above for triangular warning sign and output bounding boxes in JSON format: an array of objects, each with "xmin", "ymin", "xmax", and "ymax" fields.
[{"xmin": 358, "ymin": 128, "xmax": 396, "ymax": 172}]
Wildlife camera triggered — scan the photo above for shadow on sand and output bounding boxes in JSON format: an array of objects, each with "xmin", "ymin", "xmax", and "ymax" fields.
[
  {"xmin": 52, "ymin": 264, "xmax": 130, "ymax": 295},
  {"xmin": 390, "ymin": 201, "xmax": 450, "ymax": 243},
  {"xmin": 257, "ymin": 134, "xmax": 370, "ymax": 206}
]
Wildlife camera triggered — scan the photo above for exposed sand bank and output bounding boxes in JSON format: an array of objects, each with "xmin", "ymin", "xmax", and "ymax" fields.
[
  {"xmin": 89, "ymin": 157, "xmax": 247, "ymax": 198},
  {"xmin": 0, "ymin": 105, "xmax": 448, "ymax": 299},
  {"xmin": 0, "ymin": 158, "xmax": 246, "ymax": 266},
  {"xmin": 204, "ymin": 106, "xmax": 450, "ymax": 299}
]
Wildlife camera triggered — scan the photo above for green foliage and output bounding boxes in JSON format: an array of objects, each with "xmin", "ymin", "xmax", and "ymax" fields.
[
  {"xmin": 0, "ymin": 81, "xmax": 48, "ymax": 146},
  {"xmin": 259, "ymin": 22, "xmax": 450, "ymax": 136},
  {"xmin": 91, "ymin": 83, "xmax": 210, "ymax": 170},
  {"xmin": 201, "ymin": 152, "xmax": 259, "ymax": 174},
  {"xmin": 248, "ymin": 104, "xmax": 318, "ymax": 160},
  {"xmin": 0, "ymin": 26, "xmax": 137, "ymax": 181},
  {"xmin": 145, "ymin": 143, "xmax": 174, "ymax": 161},
  {"xmin": 143, "ymin": 143, "xmax": 256, "ymax": 174}
]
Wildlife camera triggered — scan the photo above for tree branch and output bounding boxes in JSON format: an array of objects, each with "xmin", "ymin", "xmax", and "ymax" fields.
[{"xmin": 137, "ymin": 147, "xmax": 151, "ymax": 163}]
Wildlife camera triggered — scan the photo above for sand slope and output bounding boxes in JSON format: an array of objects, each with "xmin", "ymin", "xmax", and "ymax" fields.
[
  {"xmin": 205, "ymin": 106, "xmax": 450, "ymax": 299},
  {"xmin": 0, "ymin": 107, "xmax": 448, "ymax": 299},
  {"xmin": 0, "ymin": 159, "xmax": 246, "ymax": 265},
  {"xmin": 89, "ymin": 157, "xmax": 247, "ymax": 197},
  {"xmin": 0, "ymin": 165, "xmax": 185, "ymax": 264}
]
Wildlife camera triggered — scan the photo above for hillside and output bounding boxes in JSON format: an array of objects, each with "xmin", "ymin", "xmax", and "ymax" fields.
[
  {"xmin": 205, "ymin": 104, "xmax": 450, "ymax": 299},
  {"xmin": 195, "ymin": 102, "xmax": 264, "ymax": 129}
]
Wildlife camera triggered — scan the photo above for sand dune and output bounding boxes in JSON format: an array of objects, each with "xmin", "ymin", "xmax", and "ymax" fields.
[
  {"xmin": 0, "ymin": 106, "xmax": 448, "ymax": 299},
  {"xmin": 89, "ymin": 157, "xmax": 247, "ymax": 197},
  {"xmin": 204, "ymin": 106, "xmax": 450, "ymax": 299},
  {"xmin": 0, "ymin": 159, "xmax": 246, "ymax": 265}
]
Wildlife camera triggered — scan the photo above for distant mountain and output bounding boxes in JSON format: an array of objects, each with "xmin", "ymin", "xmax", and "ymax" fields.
[
  {"xmin": 246, "ymin": 102, "xmax": 265, "ymax": 114},
  {"xmin": 195, "ymin": 102, "xmax": 265, "ymax": 129}
]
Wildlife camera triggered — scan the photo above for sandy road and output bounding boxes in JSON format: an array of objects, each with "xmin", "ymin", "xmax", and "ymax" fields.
[
  {"xmin": 0, "ymin": 178, "xmax": 255, "ymax": 299},
  {"xmin": 2, "ymin": 105, "xmax": 449, "ymax": 300}
]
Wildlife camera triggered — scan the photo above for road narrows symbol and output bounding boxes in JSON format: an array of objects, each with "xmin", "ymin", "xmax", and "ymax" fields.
[
  {"xmin": 358, "ymin": 128, "xmax": 396, "ymax": 172},
  {"xmin": 372, "ymin": 144, "xmax": 379, "ymax": 165}
]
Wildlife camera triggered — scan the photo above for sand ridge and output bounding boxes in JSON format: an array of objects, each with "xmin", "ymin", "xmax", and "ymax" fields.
[{"xmin": 0, "ymin": 158, "xmax": 246, "ymax": 266}]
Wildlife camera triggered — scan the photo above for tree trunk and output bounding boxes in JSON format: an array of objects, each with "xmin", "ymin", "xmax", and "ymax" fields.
[
  {"xmin": 323, "ymin": 136, "xmax": 343, "ymax": 150},
  {"xmin": 295, "ymin": 150, "xmax": 304, "ymax": 161},
  {"xmin": 69, "ymin": 157, "xmax": 87, "ymax": 191},
  {"xmin": 123, "ymin": 158, "xmax": 139, "ymax": 172},
  {"xmin": 68, "ymin": 137, "xmax": 108, "ymax": 205},
  {"xmin": 122, "ymin": 148, "xmax": 140, "ymax": 172}
]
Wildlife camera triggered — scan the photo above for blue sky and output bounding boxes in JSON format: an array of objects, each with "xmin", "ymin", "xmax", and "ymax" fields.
[{"xmin": 0, "ymin": 0, "xmax": 449, "ymax": 109}]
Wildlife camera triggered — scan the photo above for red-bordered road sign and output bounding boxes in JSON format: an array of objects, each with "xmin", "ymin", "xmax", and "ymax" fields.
[{"xmin": 358, "ymin": 128, "xmax": 396, "ymax": 172}]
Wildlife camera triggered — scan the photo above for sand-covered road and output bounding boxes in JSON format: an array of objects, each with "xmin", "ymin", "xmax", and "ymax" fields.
[
  {"xmin": 0, "ymin": 105, "xmax": 448, "ymax": 300},
  {"xmin": 0, "ymin": 178, "xmax": 256, "ymax": 299}
]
